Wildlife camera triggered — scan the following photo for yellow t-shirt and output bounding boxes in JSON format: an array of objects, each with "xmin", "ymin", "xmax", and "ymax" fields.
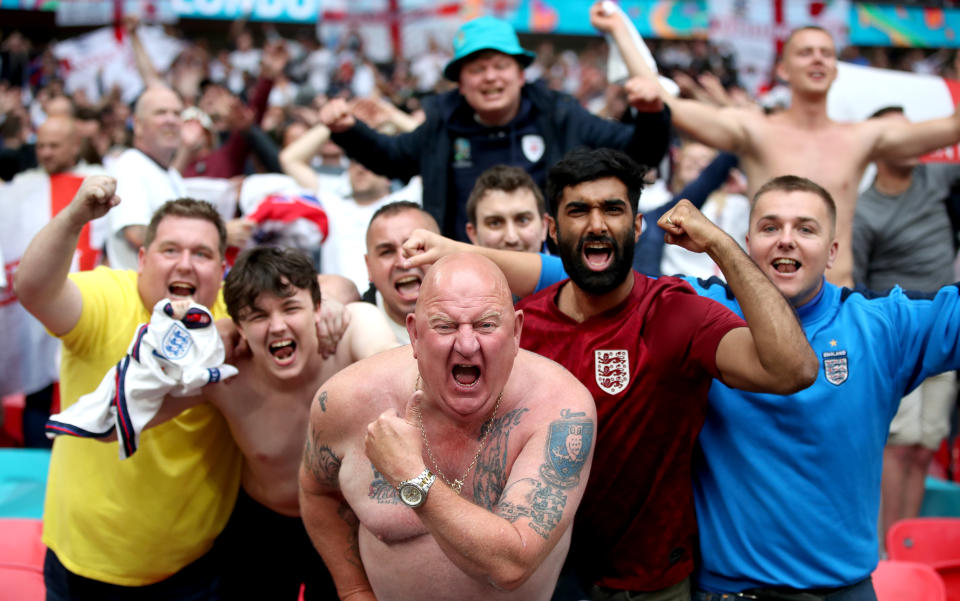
[{"xmin": 43, "ymin": 267, "xmax": 242, "ymax": 586}]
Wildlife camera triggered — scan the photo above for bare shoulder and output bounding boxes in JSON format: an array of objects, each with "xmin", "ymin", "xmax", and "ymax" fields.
[
  {"xmin": 511, "ymin": 349, "xmax": 595, "ymax": 417},
  {"xmin": 310, "ymin": 345, "xmax": 416, "ymax": 431},
  {"xmin": 344, "ymin": 300, "xmax": 390, "ymax": 323}
]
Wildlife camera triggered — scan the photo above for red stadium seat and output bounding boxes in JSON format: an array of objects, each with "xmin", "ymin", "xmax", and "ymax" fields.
[
  {"xmin": 0, "ymin": 519, "xmax": 45, "ymax": 567},
  {"xmin": 886, "ymin": 518, "xmax": 960, "ymax": 565},
  {"xmin": 0, "ymin": 562, "xmax": 44, "ymax": 600},
  {"xmin": 872, "ymin": 560, "xmax": 946, "ymax": 601},
  {"xmin": 935, "ymin": 560, "xmax": 960, "ymax": 601}
]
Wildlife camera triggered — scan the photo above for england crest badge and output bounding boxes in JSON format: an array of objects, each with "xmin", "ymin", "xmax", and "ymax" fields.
[
  {"xmin": 160, "ymin": 323, "xmax": 192, "ymax": 360},
  {"xmin": 823, "ymin": 349, "xmax": 848, "ymax": 386},
  {"xmin": 521, "ymin": 134, "xmax": 545, "ymax": 163},
  {"xmin": 541, "ymin": 409, "xmax": 594, "ymax": 488},
  {"xmin": 595, "ymin": 350, "xmax": 629, "ymax": 394}
]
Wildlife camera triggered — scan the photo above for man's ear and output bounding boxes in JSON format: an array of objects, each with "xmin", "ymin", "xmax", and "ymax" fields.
[
  {"xmin": 545, "ymin": 214, "xmax": 558, "ymax": 245},
  {"xmin": 466, "ymin": 222, "xmax": 478, "ymax": 245},
  {"xmin": 825, "ymin": 238, "xmax": 839, "ymax": 270},
  {"xmin": 513, "ymin": 309, "xmax": 523, "ymax": 350},
  {"xmin": 405, "ymin": 312, "xmax": 419, "ymax": 358}
]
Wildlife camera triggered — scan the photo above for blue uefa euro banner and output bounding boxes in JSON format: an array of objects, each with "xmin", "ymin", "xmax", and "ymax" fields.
[
  {"xmin": 3, "ymin": 0, "xmax": 708, "ymax": 32},
  {"xmin": 171, "ymin": 0, "xmax": 318, "ymax": 22},
  {"xmin": 508, "ymin": 0, "xmax": 707, "ymax": 38},
  {"xmin": 849, "ymin": 3, "xmax": 960, "ymax": 47}
]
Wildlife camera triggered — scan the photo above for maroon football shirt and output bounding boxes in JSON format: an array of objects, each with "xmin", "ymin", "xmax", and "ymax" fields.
[{"xmin": 517, "ymin": 273, "xmax": 745, "ymax": 592}]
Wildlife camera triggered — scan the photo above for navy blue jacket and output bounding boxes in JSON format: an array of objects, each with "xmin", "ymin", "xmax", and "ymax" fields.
[{"xmin": 331, "ymin": 81, "xmax": 671, "ymax": 238}]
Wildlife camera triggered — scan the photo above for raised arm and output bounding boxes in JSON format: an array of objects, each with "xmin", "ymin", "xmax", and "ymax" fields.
[
  {"xmin": 871, "ymin": 107, "xmax": 960, "ymax": 162},
  {"xmin": 299, "ymin": 386, "xmax": 377, "ymax": 601},
  {"xmin": 124, "ymin": 16, "xmax": 163, "ymax": 87},
  {"xmin": 365, "ymin": 381, "xmax": 595, "ymax": 590},
  {"xmin": 589, "ymin": 1, "xmax": 749, "ymax": 153},
  {"xmin": 278, "ymin": 121, "xmax": 330, "ymax": 190},
  {"xmin": 660, "ymin": 200, "xmax": 818, "ymax": 393},
  {"xmin": 400, "ymin": 229, "xmax": 543, "ymax": 297},
  {"xmin": 15, "ymin": 175, "xmax": 119, "ymax": 335}
]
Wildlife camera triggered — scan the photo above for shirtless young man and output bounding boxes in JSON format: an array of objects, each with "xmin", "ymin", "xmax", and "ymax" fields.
[
  {"xmin": 156, "ymin": 246, "xmax": 398, "ymax": 599},
  {"xmin": 299, "ymin": 253, "xmax": 596, "ymax": 601},
  {"xmin": 590, "ymin": 2, "xmax": 960, "ymax": 286}
]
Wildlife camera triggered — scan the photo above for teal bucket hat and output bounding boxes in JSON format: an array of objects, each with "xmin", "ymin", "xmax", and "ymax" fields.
[{"xmin": 443, "ymin": 16, "xmax": 536, "ymax": 81}]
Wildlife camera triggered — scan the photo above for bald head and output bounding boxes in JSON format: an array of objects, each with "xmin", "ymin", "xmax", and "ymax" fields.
[
  {"xmin": 419, "ymin": 253, "xmax": 513, "ymax": 312},
  {"xmin": 408, "ymin": 252, "xmax": 523, "ymax": 413},
  {"xmin": 36, "ymin": 115, "xmax": 79, "ymax": 174}
]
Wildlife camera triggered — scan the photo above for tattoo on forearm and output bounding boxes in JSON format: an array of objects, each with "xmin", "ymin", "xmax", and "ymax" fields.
[
  {"xmin": 494, "ymin": 409, "xmax": 594, "ymax": 540},
  {"xmin": 474, "ymin": 407, "xmax": 528, "ymax": 510},
  {"xmin": 496, "ymin": 478, "xmax": 567, "ymax": 540},
  {"xmin": 368, "ymin": 464, "xmax": 400, "ymax": 504},
  {"xmin": 337, "ymin": 501, "xmax": 367, "ymax": 574},
  {"xmin": 303, "ymin": 427, "xmax": 341, "ymax": 488},
  {"xmin": 318, "ymin": 391, "xmax": 327, "ymax": 412}
]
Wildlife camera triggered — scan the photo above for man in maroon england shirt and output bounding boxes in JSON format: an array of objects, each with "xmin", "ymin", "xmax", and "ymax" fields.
[{"xmin": 517, "ymin": 148, "xmax": 816, "ymax": 600}]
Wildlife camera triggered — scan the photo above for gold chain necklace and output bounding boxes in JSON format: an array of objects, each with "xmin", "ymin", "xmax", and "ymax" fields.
[{"xmin": 414, "ymin": 375, "xmax": 501, "ymax": 495}]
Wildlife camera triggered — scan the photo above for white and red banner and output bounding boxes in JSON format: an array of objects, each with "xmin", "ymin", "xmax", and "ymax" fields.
[
  {"xmin": 53, "ymin": 25, "xmax": 184, "ymax": 104},
  {"xmin": 828, "ymin": 62, "xmax": 960, "ymax": 163},
  {"xmin": 0, "ymin": 171, "xmax": 100, "ymax": 396}
]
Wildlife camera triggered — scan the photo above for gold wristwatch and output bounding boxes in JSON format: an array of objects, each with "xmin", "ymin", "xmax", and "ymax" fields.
[{"xmin": 398, "ymin": 468, "xmax": 436, "ymax": 508}]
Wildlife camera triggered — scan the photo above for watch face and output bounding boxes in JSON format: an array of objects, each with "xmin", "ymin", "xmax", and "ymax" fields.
[{"xmin": 399, "ymin": 484, "xmax": 423, "ymax": 507}]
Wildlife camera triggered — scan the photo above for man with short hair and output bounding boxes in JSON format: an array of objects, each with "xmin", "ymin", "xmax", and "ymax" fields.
[
  {"xmin": 362, "ymin": 201, "xmax": 441, "ymax": 343},
  {"xmin": 466, "ymin": 164, "xmax": 548, "ymax": 253},
  {"xmin": 593, "ymin": 2, "xmax": 960, "ymax": 287},
  {"xmin": 688, "ymin": 175, "xmax": 960, "ymax": 599},
  {"xmin": 853, "ymin": 106, "xmax": 960, "ymax": 543},
  {"xmin": 106, "ymin": 85, "xmax": 187, "ymax": 270},
  {"xmin": 104, "ymin": 246, "xmax": 397, "ymax": 600},
  {"xmin": 299, "ymin": 253, "xmax": 596, "ymax": 601},
  {"xmin": 520, "ymin": 148, "xmax": 815, "ymax": 600},
  {"xmin": 320, "ymin": 13, "xmax": 670, "ymax": 241},
  {"xmin": 15, "ymin": 177, "xmax": 241, "ymax": 598}
]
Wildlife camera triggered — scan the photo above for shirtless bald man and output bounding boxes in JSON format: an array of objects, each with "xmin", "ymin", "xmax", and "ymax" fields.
[
  {"xmin": 299, "ymin": 253, "xmax": 596, "ymax": 601},
  {"xmin": 591, "ymin": 2, "xmax": 960, "ymax": 286}
]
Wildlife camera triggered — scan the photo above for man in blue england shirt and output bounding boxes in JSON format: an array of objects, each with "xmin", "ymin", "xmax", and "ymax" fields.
[
  {"xmin": 686, "ymin": 174, "xmax": 960, "ymax": 600},
  {"xmin": 399, "ymin": 174, "xmax": 960, "ymax": 601}
]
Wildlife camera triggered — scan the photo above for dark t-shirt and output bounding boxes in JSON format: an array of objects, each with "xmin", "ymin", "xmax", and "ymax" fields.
[{"xmin": 517, "ymin": 273, "xmax": 745, "ymax": 592}]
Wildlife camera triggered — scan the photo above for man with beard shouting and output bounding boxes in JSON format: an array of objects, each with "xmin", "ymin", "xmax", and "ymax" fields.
[{"xmin": 401, "ymin": 147, "xmax": 818, "ymax": 601}]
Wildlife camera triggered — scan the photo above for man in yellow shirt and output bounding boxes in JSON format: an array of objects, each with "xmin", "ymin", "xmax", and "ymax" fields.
[{"xmin": 15, "ymin": 175, "xmax": 242, "ymax": 599}]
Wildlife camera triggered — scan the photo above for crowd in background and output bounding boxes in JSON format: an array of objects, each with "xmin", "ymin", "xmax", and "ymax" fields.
[{"xmin": 4, "ymin": 21, "xmax": 960, "ymax": 175}]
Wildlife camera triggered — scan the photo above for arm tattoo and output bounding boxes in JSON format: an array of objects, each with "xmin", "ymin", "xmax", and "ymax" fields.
[
  {"xmin": 318, "ymin": 390, "xmax": 328, "ymax": 412},
  {"xmin": 540, "ymin": 409, "xmax": 592, "ymax": 489},
  {"xmin": 337, "ymin": 501, "xmax": 367, "ymax": 574},
  {"xmin": 303, "ymin": 427, "xmax": 341, "ymax": 488},
  {"xmin": 473, "ymin": 407, "xmax": 528, "ymax": 510},
  {"xmin": 496, "ymin": 478, "xmax": 567, "ymax": 540},
  {"xmin": 368, "ymin": 464, "xmax": 400, "ymax": 504},
  {"xmin": 494, "ymin": 409, "xmax": 594, "ymax": 540}
]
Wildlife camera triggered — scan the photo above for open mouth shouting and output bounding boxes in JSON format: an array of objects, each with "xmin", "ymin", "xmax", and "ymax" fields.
[
  {"xmin": 580, "ymin": 238, "xmax": 615, "ymax": 272},
  {"xmin": 772, "ymin": 257, "xmax": 801, "ymax": 274},
  {"xmin": 452, "ymin": 363, "xmax": 481, "ymax": 389},
  {"xmin": 394, "ymin": 274, "xmax": 422, "ymax": 302},
  {"xmin": 168, "ymin": 281, "xmax": 197, "ymax": 299},
  {"xmin": 268, "ymin": 339, "xmax": 297, "ymax": 365}
]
